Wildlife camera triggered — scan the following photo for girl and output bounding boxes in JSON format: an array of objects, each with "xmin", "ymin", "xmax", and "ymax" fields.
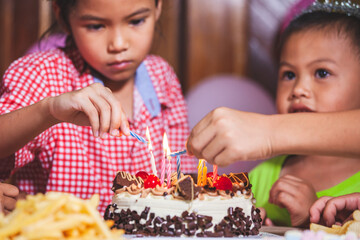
[
  {"xmin": 186, "ymin": 0, "xmax": 360, "ymax": 227},
  {"xmin": 0, "ymin": 0, "xmax": 197, "ymax": 214},
  {"xmin": 249, "ymin": 1, "xmax": 360, "ymax": 227}
]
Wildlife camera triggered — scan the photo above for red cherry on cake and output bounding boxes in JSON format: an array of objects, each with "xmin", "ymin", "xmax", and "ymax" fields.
[
  {"xmin": 207, "ymin": 172, "xmax": 214, "ymax": 178},
  {"xmin": 144, "ymin": 175, "xmax": 161, "ymax": 189},
  {"xmin": 213, "ymin": 176, "xmax": 233, "ymax": 191},
  {"xmin": 135, "ymin": 171, "xmax": 149, "ymax": 180}
]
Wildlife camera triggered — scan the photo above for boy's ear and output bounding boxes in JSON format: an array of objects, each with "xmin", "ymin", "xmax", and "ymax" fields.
[
  {"xmin": 155, "ymin": 0, "xmax": 162, "ymax": 21},
  {"xmin": 52, "ymin": 2, "xmax": 70, "ymax": 34}
]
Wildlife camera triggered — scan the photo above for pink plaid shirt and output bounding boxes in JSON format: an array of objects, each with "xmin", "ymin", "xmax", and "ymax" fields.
[{"xmin": 0, "ymin": 48, "xmax": 197, "ymax": 214}]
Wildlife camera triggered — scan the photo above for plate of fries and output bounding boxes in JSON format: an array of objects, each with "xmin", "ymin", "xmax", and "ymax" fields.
[
  {"xmin": 310, "ymin": 210, "xmax": 360, "ymax": 237},
  {"xmin": 0, "ymin": 192, "xmax": 124, "ymax": 240}
]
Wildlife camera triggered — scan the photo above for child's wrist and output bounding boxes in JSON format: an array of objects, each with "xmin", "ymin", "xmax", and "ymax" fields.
[
  {"xmin": 41, "ymin": 97, "xmax": 61, "ymax": 126},
  {"xmin": 267, "ymin": 114, "xmax": 284, "ymax": 157}
]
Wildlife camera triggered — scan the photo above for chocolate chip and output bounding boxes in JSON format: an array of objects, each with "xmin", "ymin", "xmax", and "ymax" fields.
[
  {"xmin": 188, "ymin": 221, "xmax": 197, "ymax": 230},
  {"xmin": 204, "ymin": 222, "xmax": 213, "ymax": 229}
]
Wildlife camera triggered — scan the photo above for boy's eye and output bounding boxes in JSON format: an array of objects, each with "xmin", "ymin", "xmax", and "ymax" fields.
[
  {"xmin": 86, "ymin": 24, "xmax": 104, "ymax": 30},
  {"xmin": 315, "ymin": 69, "xmax": 330, "ymax": 78},
  {"xmin": 130, "ymin": 18, "xmax": 145, "ymax": 26},
  {"xmin": 282, "ymin": 71, "xmax": 296, "ymax": 81}
]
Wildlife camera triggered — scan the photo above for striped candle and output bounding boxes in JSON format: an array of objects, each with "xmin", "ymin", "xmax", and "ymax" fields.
[
  {"xmin": 176, "ymin": 155, "xmax": 181, "ymax": 179},
  {"xmin": 160, "ymin": 133, "xmax": 169, "ymax": 185},
  {"xmin": 130, "ymin": 130, "xmax": 148, "ymax": 144},
  {"xmin": 213, "ymin": 165, "xmax": 218, "ymax": 181}
]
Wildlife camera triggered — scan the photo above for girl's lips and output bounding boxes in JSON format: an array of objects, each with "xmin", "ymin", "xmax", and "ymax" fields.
[
  {"xmin": 108, "ymin": 61, "xmax": 132, "ymax": 70},
  {"xmin": 289, "ymin": 104, "xmax": 315, "ymax": 113}
]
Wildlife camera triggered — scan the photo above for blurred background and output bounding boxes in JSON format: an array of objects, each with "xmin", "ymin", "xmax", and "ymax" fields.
[
  {"xmin": 0, "ymin": 0, "xmax": 300, "ymax": 172},
  {"xmin": 0, "ymin": 0, "xmax": 297, "ymax": 96}
]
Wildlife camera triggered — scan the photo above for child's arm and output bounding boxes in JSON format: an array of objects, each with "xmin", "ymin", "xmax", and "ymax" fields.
[
  {"xmin": 0, "ymin": 83, "xmax": 129, "ymax": 158},
  {"xmin": 310, "ymin": 193, "xmax": 360, "ymax": 227},
  {"xmin": 186, "ymin": 107, "xmax": 360, "ymax": 166},
  {"xmin": 0, "ymin": 183, "xmax": 19, "ymax": 215},
  {"xmin": 268, "ymin": 175, "xmax": 317, "ymax": 227}
]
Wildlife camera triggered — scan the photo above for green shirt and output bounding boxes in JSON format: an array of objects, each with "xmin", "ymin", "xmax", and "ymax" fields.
[{"xmin": 249, "ymin": 155, "xmax": 360, "ymax": 226}]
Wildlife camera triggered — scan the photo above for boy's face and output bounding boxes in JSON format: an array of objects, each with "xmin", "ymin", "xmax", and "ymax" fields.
[
  {"xmin": 67, "ymin": 0, "xmax": 161, "ymax": 83},
  {"xmin": 276, "ymin": 29, "xmax": 360, "ymax": 114}
]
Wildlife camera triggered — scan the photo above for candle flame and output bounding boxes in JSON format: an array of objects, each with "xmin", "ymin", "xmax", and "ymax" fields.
[
  {"xmin": 146, "ymin": 126, "xmax": 152, "ymax": 150},
  {"xmin": 163, "ymin": 132, "xmax": 168, "ymax": 151},
  {"xmin": 163, "ymin": 132, "xmax": 172, "ymax": 158}
]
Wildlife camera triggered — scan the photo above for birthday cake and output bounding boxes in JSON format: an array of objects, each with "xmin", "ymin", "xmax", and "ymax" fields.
[{"xmin": 104, "ymin": 170, "xmax": 262, "ymax": 237}]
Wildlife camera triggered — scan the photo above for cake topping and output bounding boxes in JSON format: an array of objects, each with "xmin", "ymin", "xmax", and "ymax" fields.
[
  {"xmin": 213, "ymin": 176, "xmax": 233, "ymax": 191},
  {"xmin": 177, "ymin": 175, "xmax": 202, "ymax": 200},
  {"xmin": 135, "ymin": 171, "xmax": 149, "ymax": 180},
  {"xmin": 112, "ymin": 171, "xmax": 143, "ymax": 191},
  {"xmin": 228, "ymin": 172, "xmax": 250, "ymax": 188},
  {"xmin": 144, "ymin": 175, "xmax": 161, "ymax": 189}
]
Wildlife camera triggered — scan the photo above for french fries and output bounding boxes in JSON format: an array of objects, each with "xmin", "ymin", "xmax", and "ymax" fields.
[
  {"xmin": 310, "ymin": 210, "xmax": 360, "ymax": 237},
  {"xmin": 0, "ymin": 192, "xmax": 124, "ymax": 240}
]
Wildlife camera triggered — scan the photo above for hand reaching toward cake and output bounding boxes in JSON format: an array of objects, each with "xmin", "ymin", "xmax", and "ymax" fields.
[
  {"xmin": 186, "ymin": 107, "xmax": 274, "ymax": 167},
  {"xmin": 48, "ymin": 83, "xmax": 130, "ymax": 138},
  {"xmin": 269, "ymin": 175, "xmax": 317, "ymax": 227},
  {"xmin": 310, "ymin": 193, "xmax": 360, "ymax": 227}
]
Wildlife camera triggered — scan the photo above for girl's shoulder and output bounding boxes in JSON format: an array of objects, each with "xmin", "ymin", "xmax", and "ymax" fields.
[
  {"xmin": 143, "ymin": 55, "xmax": 175, "ymax": 73},
  {"xmin": 5, "ymin": 48, "xmax": 84, "ymax": 78},
  {"xmin": 7, "ymin": 48, "xmax": 74, "ymax": 72}
]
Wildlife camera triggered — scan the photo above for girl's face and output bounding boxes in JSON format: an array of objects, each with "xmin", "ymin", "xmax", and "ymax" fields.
[
  {"xmin": 67, "ymin": 0, "xmax": 162, "ymax": 83},
  {"xmin": 276, "ymin": 29, "xmax": 360, "ymax": 114}
]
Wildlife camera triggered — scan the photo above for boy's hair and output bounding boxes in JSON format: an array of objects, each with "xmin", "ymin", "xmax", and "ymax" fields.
[{"xmin": 276, "ymin": 5, "xmax": 360, "ymax": 63}]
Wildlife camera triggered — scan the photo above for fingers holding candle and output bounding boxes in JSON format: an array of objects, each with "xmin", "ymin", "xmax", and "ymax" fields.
[{"xmin": 187, "ymin": 107, "xmax": 274, "ymax": 167}]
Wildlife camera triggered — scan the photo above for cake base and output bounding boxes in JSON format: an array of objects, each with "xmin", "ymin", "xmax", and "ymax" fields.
[{"xmin": 105, "ymin": 204, "xmax": 261, "ymax": 237}]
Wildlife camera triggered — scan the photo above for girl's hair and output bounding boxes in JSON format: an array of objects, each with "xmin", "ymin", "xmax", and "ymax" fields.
[
  {"xmin": 40, "ymin": 0, "xmax": 160, "ymax": 47},
  {"xmin": 53, "ymin": 0, "xmax": 160, "ymax": 32},
  {"xmin": 275, "ymin": 11, "xmax": 360, "ymax": 63}
]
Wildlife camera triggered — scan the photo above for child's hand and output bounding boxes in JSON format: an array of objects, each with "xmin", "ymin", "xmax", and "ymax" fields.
[
  {"xmin": 0, "ymin": 183, "xmax": 19, "ymax": 215},
  {"xmin": 186, "ymin": 107, "xmax": 273, "ymax": 167},
  {"xmin": 259, "ymin": 207, "xmax": 274, "ymax": 226},
  {"xmin": 48, "ymin": 83, "xmax": 130, "ymax": 138},
  {"xmin": 269, "ymin": 175, "xmax": 317, "ymax": 227},
  {"xmin": 310, "ymin": 193, "xmax": 360, "ymax": 227}
]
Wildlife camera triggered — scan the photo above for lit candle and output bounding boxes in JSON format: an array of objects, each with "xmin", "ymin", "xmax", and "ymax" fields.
[
  {"xmin": 176, "ymin": 155, "xmax": 181, "ymax": 180},
  {"xmin": 160, "ymin": 133, "xmax": 168, "ymax": 185},
  {"xmin": 166, "ymin": 145, "xmax": 171, "ymax": 188},
  {"xmin": 197, "ymin": 159, "xmax": 204, "ymax": 186},
  {"xmin": 202, "ymin": 164, "xmax": 208, "ymax": 185},
  {"xmin": 146, "ymin": 127, "xmax": 157, "ymax": 176},
  {"xmin": 213, "ymin": 165, "xmax": 218, "ymax": 181}
]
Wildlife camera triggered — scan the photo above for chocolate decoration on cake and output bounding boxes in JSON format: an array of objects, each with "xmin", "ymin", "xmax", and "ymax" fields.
[
  {"xmin": 112, "ymin": 171, "xmax": 144, "ymax": 191},
  {"xmin": 177, "ymin": 175, "xmax": 202, "ymax": 200}
]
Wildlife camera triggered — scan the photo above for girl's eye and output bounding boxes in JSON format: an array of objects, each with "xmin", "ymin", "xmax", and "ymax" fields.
[
  {"xmin": 86, "ymin": 24, "xmax": 104, "ymax": 30},
  {"xmin": 282, "ymin": 71, "xmax": 296, "ymax": 81},
  {"xmin": 315, "ymin": 69, "xmax": 330, "ymax": 78},
  {"xmin": 130, "ymin": 18, "xmax": 145, "ymax": 26}
]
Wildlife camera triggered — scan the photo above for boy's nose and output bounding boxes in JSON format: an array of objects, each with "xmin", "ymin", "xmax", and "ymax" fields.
[{"xmin": 108, "ymin": 31, "xmax": 129, "ymax": 53}]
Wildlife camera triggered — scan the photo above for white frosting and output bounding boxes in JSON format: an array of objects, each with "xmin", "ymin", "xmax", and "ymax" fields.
[{"xmin": 111, "ymin": 191, "xmax": 254, "ymax": 225}]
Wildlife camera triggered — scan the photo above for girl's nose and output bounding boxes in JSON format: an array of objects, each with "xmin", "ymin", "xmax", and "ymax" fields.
[
  {"xmin": 108, "ymin": 30, "xmax": 129, "ymax": 53},
  {"xmin": 290, "ymin": 79, "xmax": 311, "ymax": 99}
]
